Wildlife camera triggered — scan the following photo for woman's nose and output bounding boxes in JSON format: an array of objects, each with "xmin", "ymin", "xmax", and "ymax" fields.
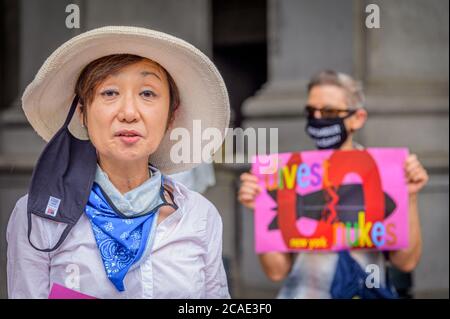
[{"xmin": 118, "ymin": 96, "xmax": 140, "ymax": 122}]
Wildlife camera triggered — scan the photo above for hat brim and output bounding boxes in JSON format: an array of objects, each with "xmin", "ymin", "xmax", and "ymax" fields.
[{"xmin": 22, "ymin": 26, "xmax": 230, "ymax": 175}]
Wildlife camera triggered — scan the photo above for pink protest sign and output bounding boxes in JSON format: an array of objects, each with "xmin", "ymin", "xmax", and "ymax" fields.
[
  {"xmin": 48, "ymin": 283, "xmax": 97, "ymax": 299},
  {"xmin": 251, "ymin": 148, "xmax": 409, "ymax": 253}
]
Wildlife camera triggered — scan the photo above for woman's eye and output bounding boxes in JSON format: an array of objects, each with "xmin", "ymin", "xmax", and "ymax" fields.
[
  {"xmin": 100, "ymin": 89, "xmax": 119, "ymax": 98},
  {"xmin": 140, "ymin": 90, "xmax": 156, "ymax": 99}
]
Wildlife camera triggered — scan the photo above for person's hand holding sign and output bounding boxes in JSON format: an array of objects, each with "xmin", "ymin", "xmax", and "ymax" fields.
[
  {"xmin": 405, "ymin": 154, "xmax": 429, "ymax": 195},
  {"xmin": 238, "ymin": 172, "xmax": 294, "ymax": 281},
  {"xmin": 388, "ymin": 153, "xmax": 429, "ymax": 272},
  {"xmin": 238, "ymin": 172, "xmax": 261, "ymax": 209}
]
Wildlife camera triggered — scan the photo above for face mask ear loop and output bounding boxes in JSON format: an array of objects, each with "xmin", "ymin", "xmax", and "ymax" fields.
[
  {"xmin": 63, "ymin": 95, "xmax": 80, "ymax": 128},
  {"xmin": 27, "ymin": 209, "xmax": 74, "ymax": 252},
  {"xmin": 159, "ymin": 175, "xmax": 179, "ymax": 211},
  {"xmin": 345, "ymin": 109, "xmax": 360, "ymax": 135}
]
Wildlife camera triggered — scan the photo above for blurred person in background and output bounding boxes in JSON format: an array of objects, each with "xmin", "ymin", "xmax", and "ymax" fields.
[{"xmin": 238, "ymin": 70, "xmax": 429, "ymax": 299}]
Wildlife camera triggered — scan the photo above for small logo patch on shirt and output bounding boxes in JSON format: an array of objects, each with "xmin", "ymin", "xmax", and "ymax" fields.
[{"xmin": 45, "ymin": 196, "xmax": 61, "ymax": 217}]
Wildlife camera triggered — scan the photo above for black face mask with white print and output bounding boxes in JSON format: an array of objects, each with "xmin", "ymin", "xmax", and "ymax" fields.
[{"xmin": 305, "ymin": 111, "xmax": 356, "ymax": 150}]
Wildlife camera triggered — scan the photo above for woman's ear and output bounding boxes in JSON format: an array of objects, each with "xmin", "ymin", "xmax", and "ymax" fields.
[
  {"xmin": 165, "ymin": 107, "xmax": 178, "ymax": 132},
  {"xmin": 77, "ymin": 103, "xmax": 83, "ymax": 122},
  {"xmin": 77, "ymin": 102, "xmax": 86, "ymax": 128},
  {"xmin": 347, "ymin": 108, "xmax": 367, "ymax": 132}
]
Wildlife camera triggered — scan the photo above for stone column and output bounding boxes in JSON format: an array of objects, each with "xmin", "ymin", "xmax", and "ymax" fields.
[{"xmin": 362, "ymin": 0, "xmax": 449, "ymax": 297}]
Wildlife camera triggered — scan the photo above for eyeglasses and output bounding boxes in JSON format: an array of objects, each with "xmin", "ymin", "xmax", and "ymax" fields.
[{"xmin": 304, "ymin": 105, "xmax": 357, "ymax": 119}]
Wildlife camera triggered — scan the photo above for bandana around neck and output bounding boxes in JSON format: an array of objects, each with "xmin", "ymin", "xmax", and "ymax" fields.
[{"xmin": 84, "ymin": 167, "xmax": 177, "ymax": 291}]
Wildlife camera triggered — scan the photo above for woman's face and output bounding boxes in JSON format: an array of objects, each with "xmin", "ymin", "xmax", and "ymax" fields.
[{"xmin": 80, "ymin": 60, "xmax": 171, "ymax": 164}]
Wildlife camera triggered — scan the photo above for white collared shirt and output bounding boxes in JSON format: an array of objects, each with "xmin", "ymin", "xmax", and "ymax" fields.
[{"xmin": 6, "ymin": 177, "xmax": 230, "ymax": 299}]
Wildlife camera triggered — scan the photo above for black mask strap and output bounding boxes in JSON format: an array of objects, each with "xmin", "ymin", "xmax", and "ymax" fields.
[{"xmin": 27, "ymin": 211, "xmax": 74, "ymax": 252}]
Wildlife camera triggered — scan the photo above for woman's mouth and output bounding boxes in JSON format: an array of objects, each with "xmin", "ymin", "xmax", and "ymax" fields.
[{"xmin": 115, "ymin": 130, "xmax": 142, "ymax": 145}]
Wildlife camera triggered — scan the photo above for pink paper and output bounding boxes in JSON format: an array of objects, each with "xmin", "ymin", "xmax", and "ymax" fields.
[
  {"xmin": 252, "ymin": 148, "xmax": 409, "ymax": 253},
  {"xmin": 48, "ymin": 283, "xmax": 97, "ymax": 299}
]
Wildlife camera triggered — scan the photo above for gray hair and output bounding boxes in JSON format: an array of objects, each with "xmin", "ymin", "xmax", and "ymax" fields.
[{"xmin": 307, "ymin": 70, "xmax": 365, "ymax": 108}]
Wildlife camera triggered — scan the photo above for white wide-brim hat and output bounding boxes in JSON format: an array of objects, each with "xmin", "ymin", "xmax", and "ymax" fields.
[{"xmin": 22, "ymin": 26, "xmax": 230, "ymax": 175}]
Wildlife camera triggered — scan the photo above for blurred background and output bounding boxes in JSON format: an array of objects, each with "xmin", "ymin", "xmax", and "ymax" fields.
[{"xmin": 0, "ymin": 0, "xmax": 448, "ymax": 299}]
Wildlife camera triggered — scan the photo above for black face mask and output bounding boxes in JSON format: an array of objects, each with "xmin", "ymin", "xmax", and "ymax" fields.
[
  {"xmin": 27, "ymin": 96, "xmax": 98, "ymax": 252},
  {"xmin": 305, "ymin": 111, "xmax": 356, "ymax": 150}
]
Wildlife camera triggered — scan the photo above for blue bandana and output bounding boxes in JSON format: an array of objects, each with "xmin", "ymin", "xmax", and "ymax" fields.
[{"xmin": 84, "ymin": 175, "xmax": 174, "ymax": 292}]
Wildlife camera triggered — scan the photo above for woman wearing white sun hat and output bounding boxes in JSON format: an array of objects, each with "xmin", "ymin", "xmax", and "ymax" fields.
[{"xmin": 6, "ymin": 26, "xmax": 230, "ymax": 299}]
